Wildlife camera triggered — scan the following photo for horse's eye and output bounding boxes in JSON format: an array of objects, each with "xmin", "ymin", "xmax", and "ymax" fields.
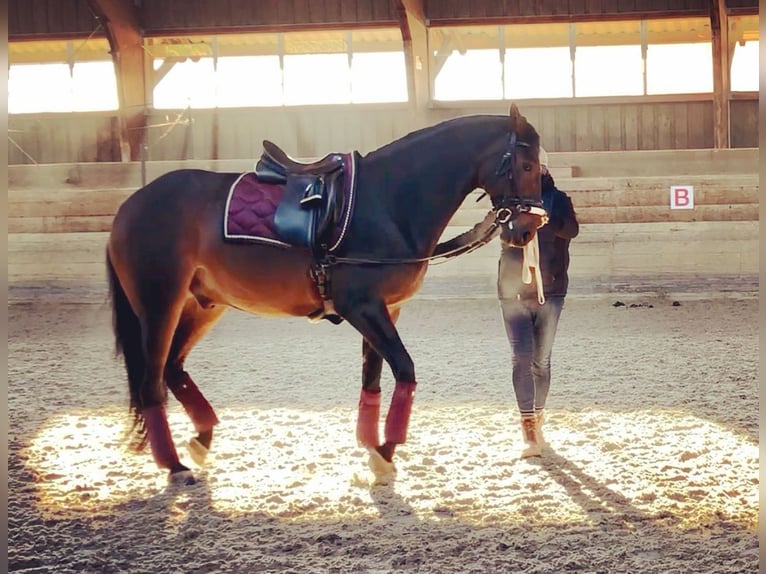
[{"xmin": 522, "ymin": 162, "xmax": 533, "ymax": 172}]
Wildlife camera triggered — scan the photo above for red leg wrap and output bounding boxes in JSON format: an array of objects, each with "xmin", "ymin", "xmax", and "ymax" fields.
[
  {"xmin": 143, "ymin": 404, "xmax": 180, "ymax": 469},
  {"xmin": 384, "ymin": 381, "xmax": 416, "ymax": 445},
  {"xmin": 168, "ymin": 374, "xmax": 219, "ymax": 433},
  {"xmin": 356, "ymin": 389, "xmax": 381, "ymax": 447}
]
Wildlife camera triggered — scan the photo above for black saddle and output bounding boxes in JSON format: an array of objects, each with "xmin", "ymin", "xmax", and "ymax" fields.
[
  {"xmin": 255, "ymin": 139, "xmax": 345, "ymax": 190},
  {"xmin": 260, "ymin": 140, "xmax": 344, "ymax": 177},
  {"xmin": 254, "ymin": 140, "xmax": 346, "ymax": 257}
]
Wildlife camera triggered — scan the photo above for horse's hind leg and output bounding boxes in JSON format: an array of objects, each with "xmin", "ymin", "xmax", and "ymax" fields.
[
  {"xmin": 165, "ymin": 298, "xmax": 227, "ymax": 466},
  {"xmin": 135, "ymin": 293, "xmax": 194, "ymax": 481}
]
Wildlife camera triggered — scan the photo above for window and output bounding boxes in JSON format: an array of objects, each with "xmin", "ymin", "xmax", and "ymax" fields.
[
  {"xmin": 645, "ymin": 17, "xmax": 713, "ymax": 95},
  {"xmin": 71, "ymin": 61, "xmax": 120, "ymax": 111},
  {"xmin": 431, "ymin": 26, "xmax": 503, "ymax": 101},
  {"xmin": 153, "ymin": 58, "xmax": 216, "ymax": 109},
  {"xmin": 10, "ymin": 64, "xmax": 72, "ymax": 113},
  {"xmin": 575, "ymin": 45, "xmax": 643, "ymax": 97},
  {"xmin": 150, "ymin": 29, "xmax": 407, "ymax": 108},
  {"xmin": 216, "ymin": 56, "xmax": 283, "ymax": 107},
  {"xmin": 9, "ymin": 61, "xmax": 118, "ymax": 113},
  {"xmin": 505, "ymin": 47, "xmax": 572, "ymax": 99},
  {"xmin": 351, "ymin": 52, "xmax": 407, "ymax": 103},
  {"xmin": 429, "ymin": 18, "xmax": 730, "ymax": 101},
  {"xmin": 729, "ymin": 15, "xmax": 759, "ymax": 92},
  {"xmin": 646, "ymin": 43, "xmax": 713, "ymax": 94},
  {"xmin": 434, "ymin": 49, "xmax": 503, "ymax": 101},
  {"xmin": 283, "ymin": 53, "xmax": 351, "ymax": 105},
  {"xmin": 730, "ymin": 40, "xmax": 758, "ymax": 92}
]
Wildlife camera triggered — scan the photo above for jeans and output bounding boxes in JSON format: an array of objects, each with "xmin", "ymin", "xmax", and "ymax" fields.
[{"xmin": 499, "ymin": 295, "xmax": 565, "ymax": 416}]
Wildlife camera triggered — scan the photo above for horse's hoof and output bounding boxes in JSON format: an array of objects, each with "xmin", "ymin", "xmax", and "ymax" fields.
[
  {"xmin": 367, "ymin": 448, "xmax": 397, "ymax": 485},
  {"xmin": 187, "ymin": 437, "xmax": 209, "ymax": 466},
  {"xmin": 169, "ymin": 469, "xmax": 197, "ymax": 486}
]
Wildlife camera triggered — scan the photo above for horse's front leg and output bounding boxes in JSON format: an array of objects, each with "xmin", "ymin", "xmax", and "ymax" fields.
[
  {"xmin": 137, "ymin": 308, "xmax": 197, "ymax": 485},
  {"xmin": 356, "ymin": 308, "xmax": 401, "ymax": 449},
  {"xmin": 341, "ymin": 301, "xmax": 415, "ymax": 481}
]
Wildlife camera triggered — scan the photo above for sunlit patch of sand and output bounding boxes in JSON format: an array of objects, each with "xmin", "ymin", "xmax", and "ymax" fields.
[{"xmin": 22, "ymin": 406, "xmax": 758, "ymax": 531}]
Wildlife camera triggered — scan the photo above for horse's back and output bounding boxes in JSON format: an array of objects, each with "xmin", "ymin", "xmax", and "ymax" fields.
[
  {"xmin": 117, "ymin": 169, "xmax": 237, "ymax": 218},
  {"xmin": 109, "ymin": 169, "xmax": 237, "ymax": 270},
  {"xmin": 112, "ymin": 169, "xmax": 234, "ymax": 240}
]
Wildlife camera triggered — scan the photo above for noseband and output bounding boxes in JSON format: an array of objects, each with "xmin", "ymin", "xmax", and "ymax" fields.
[{"xmin": 491, "ymin": 131, "xmax": 548, "ymax": 226}]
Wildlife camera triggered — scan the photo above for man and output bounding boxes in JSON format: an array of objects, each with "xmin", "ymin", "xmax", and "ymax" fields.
[{"xmin": 497, "ymin": 147, "xmax": 579, "ymax": 458}]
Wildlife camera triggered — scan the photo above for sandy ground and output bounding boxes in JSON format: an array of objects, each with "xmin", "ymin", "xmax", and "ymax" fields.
[{"xmin": 8, "ymin": 283, "xmax": 758, "ymax": 574}]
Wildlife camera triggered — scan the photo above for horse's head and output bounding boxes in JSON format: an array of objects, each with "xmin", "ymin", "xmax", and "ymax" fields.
[{"xmin": 478, "ymin": 103, "xmax": 547, "ymax": 247}]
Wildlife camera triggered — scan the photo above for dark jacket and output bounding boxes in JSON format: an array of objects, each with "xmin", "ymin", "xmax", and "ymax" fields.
[{"xmin": 498, "ymin": 173, "xmax": 579, "ymax": 300}]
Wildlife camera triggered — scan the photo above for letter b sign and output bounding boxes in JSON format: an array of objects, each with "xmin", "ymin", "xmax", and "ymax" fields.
[{"xmin": 670, "ymin": 185, "xmax": 694, "ymax": 210}]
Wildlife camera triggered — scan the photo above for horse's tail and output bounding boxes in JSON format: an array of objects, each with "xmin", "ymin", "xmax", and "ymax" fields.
[{"xmin": 106, "ymin": 249, "xmax": 149, "ymax": 452}]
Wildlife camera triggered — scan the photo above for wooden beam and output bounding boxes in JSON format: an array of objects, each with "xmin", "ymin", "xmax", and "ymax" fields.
[
  {"xmin": 396, "ymin": 0, "xmax": 430, "ymax": 110},
  {"xmin": 709, "ymin": 0, "xmax": 731, "ymax": 148},
  {"xmin": 87, "ymin": 0, "xmax": 147, "ymax": 161}
]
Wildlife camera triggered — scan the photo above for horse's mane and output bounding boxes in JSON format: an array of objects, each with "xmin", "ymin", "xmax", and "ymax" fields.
[{"xmin": 362, "ymin": 115, "xmax": 507, "ymax": 162}]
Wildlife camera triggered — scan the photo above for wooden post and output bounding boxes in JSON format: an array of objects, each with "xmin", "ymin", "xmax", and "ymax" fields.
[
  {"xmin": 397, "ymin": 0, "xmax": 430, "ymax": 111},
  {"xmin": 710, "ymin": 0, "xmax": 731, "ymax": 149},
  {"xmin": 87, "ymin": 0, "xmax": 147, "ymax": 161}
]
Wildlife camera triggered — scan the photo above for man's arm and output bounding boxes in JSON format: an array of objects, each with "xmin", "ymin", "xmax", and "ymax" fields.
[{"xmin": 549, "ymin": 190, "xmax": 579, "ymax": 239}]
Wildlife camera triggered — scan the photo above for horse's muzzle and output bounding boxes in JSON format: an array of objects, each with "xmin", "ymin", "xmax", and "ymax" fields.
[
  {"xmin": 499, "ymin": 210, "xmax": 546, "ymax": 247},
  {"xmin": 493, "ymin": 203, "xmax": 548, "ymax": 248}
]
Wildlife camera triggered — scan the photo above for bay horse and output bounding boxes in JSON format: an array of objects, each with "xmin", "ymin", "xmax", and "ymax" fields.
[{"xmin": 106, "ymin": 103, "xmax": 546, "ymax": 485}]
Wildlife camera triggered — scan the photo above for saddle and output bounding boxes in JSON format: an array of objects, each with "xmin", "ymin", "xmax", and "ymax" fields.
[
  {"xmin": 255, "ymin": 140, "xmax": 346, "ymax": 257},
  {"xmin": 259, "ymin": 140, "xmax": 344, "ymax": 177}
]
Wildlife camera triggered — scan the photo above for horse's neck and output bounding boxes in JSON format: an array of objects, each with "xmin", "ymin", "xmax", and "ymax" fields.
[{"xmin": 357, "ymin": 121, "xmax": 499, "ymax": 255}]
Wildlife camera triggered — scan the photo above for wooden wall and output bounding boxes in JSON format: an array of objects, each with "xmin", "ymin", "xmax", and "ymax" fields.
[
  {"xmin": 428, "ymin": 99, "xmax": 722, "ymax": 152},
  {"xmin": 730, "ymin": 99, "xmax": 759, "ymax": 148},
  {"xmin": 7, "ymin": 149, "xmax": 759, "ymax": 291},
  {"xmin": 8, "ymin": 96, "xmax": 757, "ymax": 165},
  {"xmin": 9, "ymin": 114, "xmax": 121, "ymax": 164}
]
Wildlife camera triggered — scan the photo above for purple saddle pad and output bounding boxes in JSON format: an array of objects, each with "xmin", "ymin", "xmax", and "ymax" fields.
[
  {"xmin": 223, "ymin": 154, "xmax": 357, "ymax": 251},
  {"xmin": 223, "ymin": 173, "xmax": 288, "ymax": 246}
]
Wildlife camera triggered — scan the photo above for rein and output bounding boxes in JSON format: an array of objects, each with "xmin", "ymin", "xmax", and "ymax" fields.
[{"xmin": 325, "ymin": 209, "xmax": 504, "ymax": 266}]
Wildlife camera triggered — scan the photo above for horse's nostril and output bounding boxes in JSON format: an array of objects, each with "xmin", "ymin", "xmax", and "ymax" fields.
[{"xmin": 522, "ymin": 231, "xmax": 531, "ymax": 244}]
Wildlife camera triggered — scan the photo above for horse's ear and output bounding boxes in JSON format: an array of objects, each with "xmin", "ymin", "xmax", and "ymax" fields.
[{"xmin": 509, "ymin": 102, "xmax": 527, "ymax": 131}]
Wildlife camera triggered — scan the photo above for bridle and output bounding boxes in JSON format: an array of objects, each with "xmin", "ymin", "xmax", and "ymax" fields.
[
  {"xmin": 493, "ymin": 130, "xmax": 549, "ymax": 306},
  {"xmin": 491, "ymin": 131, "xmax": 548, "ymax": 228}
]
